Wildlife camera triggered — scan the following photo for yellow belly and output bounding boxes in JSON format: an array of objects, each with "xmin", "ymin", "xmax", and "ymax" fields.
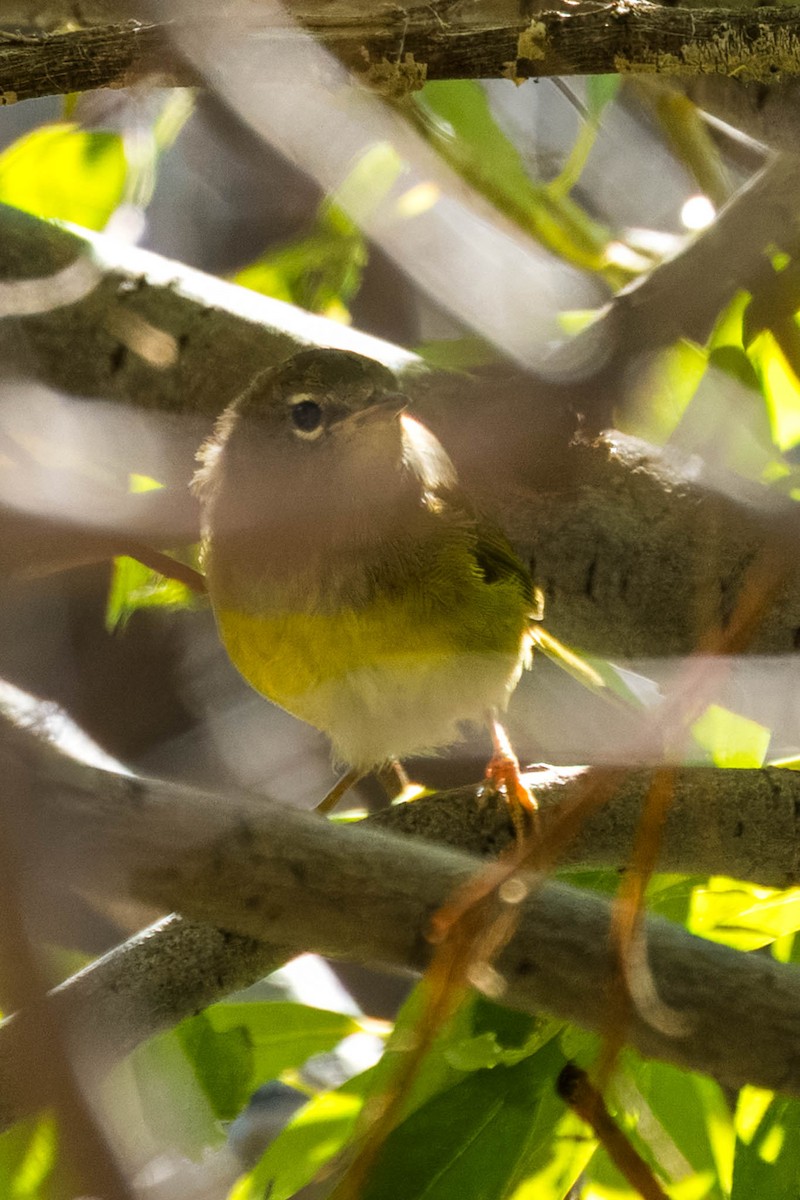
[{"xmin": 215, "ymin": 600, "xmax": 530, "ymax": 769}]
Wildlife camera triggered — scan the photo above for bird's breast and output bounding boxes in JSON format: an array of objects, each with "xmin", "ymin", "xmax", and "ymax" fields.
[{"xmin": 214, "ymin": 592, "xmax": 531, "ymax": 770}]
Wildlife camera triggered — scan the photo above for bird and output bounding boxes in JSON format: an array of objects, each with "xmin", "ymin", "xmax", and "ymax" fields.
[{"xmin": 194, "ymin": 347, "xmax": 539, "ymax": 826}]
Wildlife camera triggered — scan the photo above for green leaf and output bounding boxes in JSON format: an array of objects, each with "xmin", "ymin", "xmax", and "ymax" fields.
[
  {"xmin": 413, "ymin": 336, "xmax": 499, "ymax": 371},
  {"xmin": 749, "ymin": 328, "xmax": 800, "ymax": 452},
  {"xmin": 691, "ymin": 704, "xmax": 771, "ymax": 769},
  {"xmin": 547, "ymin": 78, "xmax": 620, "ymax": 201},
  {"xmin": 688, "ymin": 878, "xmax": 800, "ymax": 950},
  {"xmin": 234, "ymin": 143, "xmax": 402, "ymax": 319},
  {"xmin": 617, "ymin": 1056, "xmax": 734, "ymax": 1198},
  {"xmin": 671, "ymin": 349, "xmax": 777, "ymax": 480},
  {"xmin": 732, "ymin": 1092, "xmax": 800, "ymax": 1199},
  {"xmin": 585, "ymin": 75, "xmax": 622, "ymax": 120},
  {"xmin": 201, "ymin": 1000, "xmax": 361, "ymax": 1094},
  {"xmin": 361, "ymin": 1040, "xmax": 588, "ymax": 1200},
  {"xmin": 126, "ymin": 1002, "xmax": 360, "ymax": 1168},
  {"xmin": 0, "ymin": 1116, "xmax": 58, "ymax": 1200},
  {"xmin": 177, "ymin": 1013, "xmax": 253, "ymax": 1122},
  {"xmin": 644, "ymin": 875, "xmax": 708, "ymax": 927},
  {"xmin": 413, "ymin": 81, "xmax": 619, "ymax": 280},
  {"xmin": 232, "ymin": 1071, "xmax": 369, "ymax": 1200},
  {"xmin": 105, "ymin": 554, "xmax": 196, "ymax": 632},
  {"xmin": 0, "ymin": 124, "xmax": 126, "ymax": 230},
  {"xmin": 364, "ymin": 987, "xmax": 562, "ymax": 1124},
  {"xmin": 131, "ymin": 1028, "xmax": 226, "ymax": 1159},
  {"xmin": 623, "ymin": 339, "xmax": 708, "ymax": 445},
  {"xmin": 710, "ymin": 344, "xmax": 763, "ymax": 392}
]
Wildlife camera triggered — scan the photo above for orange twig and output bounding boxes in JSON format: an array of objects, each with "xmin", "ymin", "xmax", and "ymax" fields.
[{"xmin": 557, "ymin": 1063, "xmax": 670, "ymax": 1200}]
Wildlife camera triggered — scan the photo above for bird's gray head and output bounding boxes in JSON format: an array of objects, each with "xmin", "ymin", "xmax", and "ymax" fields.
[
  {"xmin": 195, "ymin": 349, "xmax": 452, "ymax": 603},
  {"xmin": 195, "ymin": 349, "xmax": 406, "ymax": 495}
]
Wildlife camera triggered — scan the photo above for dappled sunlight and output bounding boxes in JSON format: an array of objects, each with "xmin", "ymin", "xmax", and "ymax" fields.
[{"xmin": 0, "ymin": 5, "xmax": 799, "ymax": 1200}]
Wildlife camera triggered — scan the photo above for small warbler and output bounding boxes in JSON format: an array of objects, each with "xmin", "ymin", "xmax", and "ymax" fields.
[{"xmin": 195, "ymin": 349, "xmax": 537, "ymax": 820}]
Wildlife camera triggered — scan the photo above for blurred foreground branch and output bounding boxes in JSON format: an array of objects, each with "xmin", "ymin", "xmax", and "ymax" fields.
[
  {"xmin": 7, "ymin": 4, "xmax": 800, "ymax": 101},
  {"xmin": 2, "ymin": 180, "xmax": 800, "ymax": 658},
  {"xmin": 3, "ymin": 711, "xmax": 800, "ymax": 1126}
]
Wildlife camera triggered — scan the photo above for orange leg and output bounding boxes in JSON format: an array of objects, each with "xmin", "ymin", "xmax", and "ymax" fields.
[{"xmin": 484, "ymin": 715, "xmax": 538, "ymax": 840}]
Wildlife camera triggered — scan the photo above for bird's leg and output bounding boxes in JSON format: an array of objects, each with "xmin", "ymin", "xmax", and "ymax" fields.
[
  {"xmin": 316, "ymin": 767, "xmax": 363, "ymax": 815},
  {"xmin": 484, "ymin": 714, "xmax": 538, "ymax": 841},
  {"xmin": 376, "ymin": 760, "xmax": 410, "ymax": 800},
  {"xmin": 377, "ymin": 760, "xmax": 427, "ymax": 804}
]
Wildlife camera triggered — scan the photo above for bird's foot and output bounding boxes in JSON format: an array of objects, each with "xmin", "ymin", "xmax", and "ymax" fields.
[{"xmin": 483, "ymin": 718, "xmax": 538, "ymax": 841}]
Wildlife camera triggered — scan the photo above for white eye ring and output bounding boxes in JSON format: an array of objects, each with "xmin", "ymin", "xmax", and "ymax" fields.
[{"xmin": 289, "ymin": 393, "xmax": 324, "ymax": 440}]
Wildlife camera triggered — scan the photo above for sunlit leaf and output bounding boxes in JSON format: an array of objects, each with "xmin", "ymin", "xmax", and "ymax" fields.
[
  {"xmin": 645, "ymin": 875, "xmax": 709, "ymax": 926},
  {"xmin": 623, "ymin": 340, "xmax": 707, "ymax": 444},
  {"xmin": 234, "ymin": 143, "xmax": 404, "ymax": 319},
  {"xmin": 360, "ymin": 1041, "xmax": 582, "ymax": 1200},
  {"xmin": 689, "ymin": 877, "xmax": 800, "ymax": 950},
  {"xmin": 152, "ymin": 90, "xmax": 196, "ymax": 151},
  {"xmin": 0, "ymin": 1116, "xmax": 58, "ymax": 1199},
  {"xmin": 709, "ymin": 291, "xmax": 749, "ymax": 351},
  {"xmin": 232, "ymin": 1072, "xmax": 369, "ymax": 1200},
  {"xmin": 414, "ymin": 336, "xmax": 499, "ymax": 371},
  {"xmin": 0, "ymin": 124, "xmax": 126, "ymax": 230},
  {"xmin": 413, "ymin": 81, "xmax": 620, "ymax": 280},
  {"xmin": 749, "ymin": 328, "xmax": 800, "ymax": 452},
  {"xmin": 334, "ymin": 141, "xmax": 405, "ymax": 226},
  {"xmin": 691, "ymin": 704, "xmax": 771, "ymax": 768},
  {"xmin": 615, "ymin": 1055, "xmax": 734, "ymax": 1199},
  {"xmin": 105, "ymin": 554, "xmax": 196, "ymax": 632},
  {"xmin": 558, "ymin": 308, "xmax": 603, "ymax": 336},
  {"xmin": 732, "ymin": 1092, "xmax": 800, "ymax": 1198},
  {"xmin": 202, "ymin": 1001, "xmax": 361, "ymax": 1094},
  {"xmin": 670, "ymin": 352, "xmax": 777, "ymax": 479}
]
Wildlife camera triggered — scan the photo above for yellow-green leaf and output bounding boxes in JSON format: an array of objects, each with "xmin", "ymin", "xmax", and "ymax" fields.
[
  {"xmin": 691, "ymin": 704, "xmax": 770, "ymax": 768},
  {"xmin": 0, "ymin": 124, "xmax": 126, "ymax": 230}
]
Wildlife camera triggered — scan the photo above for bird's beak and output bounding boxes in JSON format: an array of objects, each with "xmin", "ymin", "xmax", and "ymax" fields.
[{"xmin": 349, "ymin": 393, "xmax": 408, "ymax": 426}]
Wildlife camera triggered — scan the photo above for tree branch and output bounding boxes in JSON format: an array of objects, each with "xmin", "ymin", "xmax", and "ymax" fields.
[
  {"xmin": 0, "ymin": 914, "xmax": 288, "ymax": 1133},
  {"xmin": 374, "ymin": 764, "xmax": 800, "ymax": 889},
  {"xmin": 5, "ymin": 712, "xmax": 800, "ymax": 1110},
  {"xmin": 7, "ymin": 3, "xmax": 800, "ymax": 101},
  {"xmin": 3, "ymin": 184, "xmax": 800, "ymax": 658}
]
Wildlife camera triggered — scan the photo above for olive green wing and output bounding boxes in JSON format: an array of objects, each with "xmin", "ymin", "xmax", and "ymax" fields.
[
  {"xmin": 470, "ymin": 519, "xmax": 534, "ymax": 604},
  {"xmin": 471, "ymin": 512, "xmax": 606, "ymax": 693}
]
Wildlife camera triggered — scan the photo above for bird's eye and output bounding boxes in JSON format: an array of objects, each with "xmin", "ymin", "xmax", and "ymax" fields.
[{"xmin": 290, "ymin": 398, "xmax": 323, "ymax": 439}]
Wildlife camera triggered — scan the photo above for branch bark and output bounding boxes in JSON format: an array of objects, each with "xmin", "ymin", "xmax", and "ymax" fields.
[
  {"xmin": 2, "ymin": 179, "xmax": 800, "ymax": 658},
  {"xmin": 5, "ymin": 713, "xmax": 800, "ymax": 1112},
  {"xmin": 7, "ymin": 3, "xmax": 800, "ymax": 101}
]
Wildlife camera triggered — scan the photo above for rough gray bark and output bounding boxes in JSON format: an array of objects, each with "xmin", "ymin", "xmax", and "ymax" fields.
[
  {"xmin": 5, "ymin": 716, "xmax": 800, "ymax": 1106},
  {"xmin": 0, "ymin": 915, "xmax": 288, "ymax": 1132},
  {"xmin": 375, "ymin": 764, "xmax": 800, "ymax": 888}
]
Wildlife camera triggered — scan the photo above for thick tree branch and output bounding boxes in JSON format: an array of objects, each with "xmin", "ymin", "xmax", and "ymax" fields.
[
  {"xmin": 0, "ymin": 757, "xmax": 795, "ymax": 1131},
  {"xmin": 7, "ymin": 4, "xmax": 800, "ymax": 101},
  {"xmin": 2, "ymin": 182, "xmax": 800, "ymax": 658},
  {"xmin": 0, "ymin": 915, "xmax": 288, "ymax": 1132},
  {"xmin": 374, "ymin": 764, "xmax": 800, "ymax": 888},
  {"xmin": 5, "ymin": 714, "xmax": 800, "ymax": 1106}
]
